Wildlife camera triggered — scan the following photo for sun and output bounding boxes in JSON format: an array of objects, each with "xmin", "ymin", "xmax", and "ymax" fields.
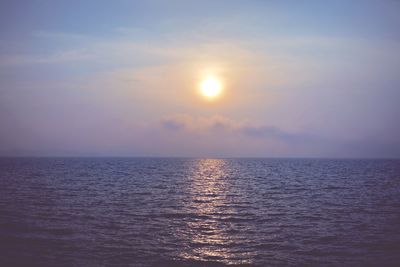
[{"xmin": 200, "ymin": 76, "xmax": 223, "ymax": 99}]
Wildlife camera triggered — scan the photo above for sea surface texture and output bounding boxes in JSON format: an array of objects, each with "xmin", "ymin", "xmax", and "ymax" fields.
[{"xmin": 0, "ymin": 158, "xmax": 399, "ymax": 267}]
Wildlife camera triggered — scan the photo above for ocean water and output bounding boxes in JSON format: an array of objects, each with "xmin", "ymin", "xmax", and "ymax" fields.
[{"xmin": 0, "ymin": 158, "xmax": 399, "ymax": 267}]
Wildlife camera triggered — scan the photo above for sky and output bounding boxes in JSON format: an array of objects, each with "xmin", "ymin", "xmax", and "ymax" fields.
[{"xmin": 0, "ymin": 0, "xmax": 399, "ymax": 158}]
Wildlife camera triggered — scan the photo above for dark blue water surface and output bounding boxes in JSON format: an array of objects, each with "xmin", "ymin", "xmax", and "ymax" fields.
[{"xmin": 0, "ymin": 158, "xmax": 399, "ymax": 267}]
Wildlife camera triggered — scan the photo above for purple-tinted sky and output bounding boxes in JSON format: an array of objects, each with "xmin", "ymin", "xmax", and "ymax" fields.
[{"xmin": 1, "ymin": 0, "xmax": 399, "ymax": 157}]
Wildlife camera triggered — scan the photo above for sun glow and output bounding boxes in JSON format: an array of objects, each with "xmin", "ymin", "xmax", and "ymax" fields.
[{"xmin": 200, "ymin": 76, "xmax": 223, "ymax": 99}]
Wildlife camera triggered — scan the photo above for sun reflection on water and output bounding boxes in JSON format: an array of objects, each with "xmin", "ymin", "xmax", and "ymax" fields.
[{"xmin": 179, "ymin": 159, "xmax": 254, "ymax": 265}]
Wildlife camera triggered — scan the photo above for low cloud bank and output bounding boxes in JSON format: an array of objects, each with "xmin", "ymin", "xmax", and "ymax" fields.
[{"xmin": 161, "ymin": 114, "xmax": 314, "ymax": 144}]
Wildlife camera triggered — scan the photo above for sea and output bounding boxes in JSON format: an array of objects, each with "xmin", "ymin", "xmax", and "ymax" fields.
[{"xmin": 0, "ymin": 158, "xmax": 399, "ymax": 267}]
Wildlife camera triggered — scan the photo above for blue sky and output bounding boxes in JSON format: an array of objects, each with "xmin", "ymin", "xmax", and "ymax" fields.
[{"xmin": 1, "ymin": 0, "xmax": 399, "ymax": 157}]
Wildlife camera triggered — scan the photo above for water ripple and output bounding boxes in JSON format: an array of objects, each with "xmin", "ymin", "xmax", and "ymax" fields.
[{"xmin": 0, "ymin": 158, "xmax": 399, "ymax": 266}]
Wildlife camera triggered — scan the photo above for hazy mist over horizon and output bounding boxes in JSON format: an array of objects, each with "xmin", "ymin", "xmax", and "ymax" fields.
[{"xmin": 1, "ymin": 0, "xmax": 399, "ymax": 158}]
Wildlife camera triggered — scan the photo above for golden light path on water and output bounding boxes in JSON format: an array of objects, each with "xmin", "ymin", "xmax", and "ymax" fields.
[{"xmin": 179, "ymin": 159, "xmax": 256, "ymax": 265}]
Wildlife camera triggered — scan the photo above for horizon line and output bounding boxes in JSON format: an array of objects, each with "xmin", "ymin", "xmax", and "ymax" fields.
[{"xmin": 0, "ymin": 156, "xmax": 399, "ymax": 160}]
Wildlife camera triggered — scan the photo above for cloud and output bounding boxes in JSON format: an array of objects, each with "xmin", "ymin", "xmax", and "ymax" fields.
[
  {"xmin": 148, "ymin": 114, "xmax": 353, "ymax": 157},
  {"xmin": 159, "ymin": 114, "xmax": 313, "ymax": 144},
  {"xmin": 160, "ymin": 114, "xmax": 238, "ymax": 132},
  {"xmin": 161, "ymin": 118, "xmax": 186, "ymax": 131},
  {"xmin": 240, "ymin": 125, "xmax": 317, "ymax": 144},
  {"xmin": 0, "ymin": 49, "xmax": 94, "ymax": 66}
]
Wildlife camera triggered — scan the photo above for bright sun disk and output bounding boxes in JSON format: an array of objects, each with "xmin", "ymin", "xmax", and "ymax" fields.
[{"xmin": 200, "ymin": 77, "xmax": 222, "ymax": 99}]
